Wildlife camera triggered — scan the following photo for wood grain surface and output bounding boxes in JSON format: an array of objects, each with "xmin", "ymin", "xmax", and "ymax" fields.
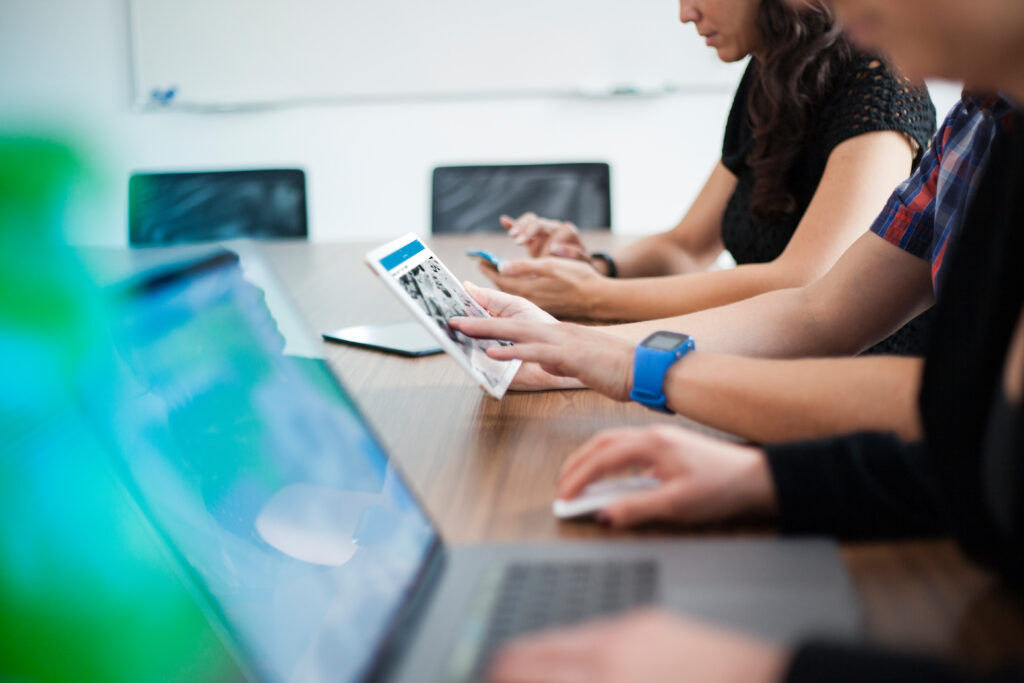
[{"xmin": 91, "ymin": 234, "xmax": 1024, "ymax": 668}]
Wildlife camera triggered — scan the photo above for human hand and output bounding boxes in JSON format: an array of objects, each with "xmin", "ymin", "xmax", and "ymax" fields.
[
  {"xmin": 464, "ymin": 280, "xmax": 557, "ymax": 324},
  {"xmin": 556, "ymin": 425, "xmax": 777, "ymax": 528},
  {"xmin": 480, "ymin": 257, "xmax": 606, "ymax": 319},
  {"xmin": 501, "ymin": 213, "xmax": 591, "ymax": 261},
  {"xmin": 449, "ymin": 316, "xmax": 633, "ymax": 400},
  {"xmin": 464, "ymin": 281, "xmax": 583, "ymax": 392},
  {"xmin": 488, "ymin": 608, "xmax": 788, "ymax": 683}
]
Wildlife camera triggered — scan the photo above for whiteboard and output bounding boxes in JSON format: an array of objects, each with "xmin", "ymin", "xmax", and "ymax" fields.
[{"xmin": 129, "ymin": 0, "xmax": 747, "ymax": 110}]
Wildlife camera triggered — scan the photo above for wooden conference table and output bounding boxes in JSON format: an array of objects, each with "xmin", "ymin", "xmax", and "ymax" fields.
[{"xmin": 108, "ymin": 233, "xmax": 1024, "ymax": 670}]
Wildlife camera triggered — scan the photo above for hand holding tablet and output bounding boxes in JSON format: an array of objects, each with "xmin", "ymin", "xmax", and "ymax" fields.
[{"xmin": 365, "ymin": 234, "xmax": 522, "ymax": 398}]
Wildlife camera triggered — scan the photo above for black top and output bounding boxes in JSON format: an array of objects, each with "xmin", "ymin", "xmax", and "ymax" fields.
[
  {"xmin": 720, "ymin": 56, "xmax": 935, "ymax": 266},
  {"xmin": 720, "ymin": 56, "xmax": 937, "ymax": 357},
  {"xmin": 763, "ymin": 112, "xmax": 1024, "ymax": 681}
]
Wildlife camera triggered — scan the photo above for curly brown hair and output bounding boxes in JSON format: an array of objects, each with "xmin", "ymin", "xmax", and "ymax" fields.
[{"xmin": 747, "ymin": 0, "xmax": 855, "ymax": 220}]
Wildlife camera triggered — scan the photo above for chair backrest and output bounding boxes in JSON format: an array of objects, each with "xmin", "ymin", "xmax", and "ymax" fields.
[
  {"xmin": 431, "ymin": 162, "xmax": 611, "ymax": 234},
  {"xmin": 128, "ymin": 169, "xmax": 308, "ymax": 246}
]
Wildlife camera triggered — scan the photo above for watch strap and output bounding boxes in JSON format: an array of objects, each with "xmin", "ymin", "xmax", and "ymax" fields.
[
  {"xmin": 629, "ymin": 337, "xmax": 694, "ymax": 413},
  {"xmin": 590, "ymin": 251, "xmax": 617, "ymax": 278}
]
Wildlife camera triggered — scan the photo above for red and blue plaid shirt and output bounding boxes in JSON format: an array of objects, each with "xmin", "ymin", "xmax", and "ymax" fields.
[{"xmin": 870, "ymin": 95, "xmax": 1018, "ymax": 294}]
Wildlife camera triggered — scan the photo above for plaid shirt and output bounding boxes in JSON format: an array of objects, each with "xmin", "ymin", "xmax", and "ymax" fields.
[{"xmin": 870, "ymin": 95, "xmax": 1018, "ymax": 294}]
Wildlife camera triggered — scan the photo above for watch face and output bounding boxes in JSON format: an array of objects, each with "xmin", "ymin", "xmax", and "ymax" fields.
[{"xmin": 643, "ymin": 331, "xmax": 690, "ymax": 351}]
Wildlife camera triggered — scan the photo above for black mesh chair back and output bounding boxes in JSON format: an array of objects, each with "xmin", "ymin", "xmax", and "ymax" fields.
[
  {"xmin": 129, "ymin": 169, "xmax": 307, "ymax": 246},
  {"xmin": 431, "ymin": 163, "xmax": 611, "ymax": 234}
]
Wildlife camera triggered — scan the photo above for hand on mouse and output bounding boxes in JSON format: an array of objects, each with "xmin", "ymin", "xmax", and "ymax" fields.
[
  {"xmin": 557, "ymin": 425, "xmax": 777, "ymax": 528},
  {"xmin": 487, "ymin": 608, "xmax": 787, "ymax": 683}
]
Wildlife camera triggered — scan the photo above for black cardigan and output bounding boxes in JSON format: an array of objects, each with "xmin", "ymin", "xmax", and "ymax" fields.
[{"xmin": 764, "ymin": 112, "xmax": 1024, "ymax": 681}]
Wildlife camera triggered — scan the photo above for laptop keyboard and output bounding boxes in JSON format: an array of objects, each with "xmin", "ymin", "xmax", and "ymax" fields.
[{"xmin": 445, "ymin": 559, "xmax": 659, "ymax": 682}]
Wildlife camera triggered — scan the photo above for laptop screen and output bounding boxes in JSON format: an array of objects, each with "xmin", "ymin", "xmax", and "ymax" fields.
[{"xmin": 100, "ymin": 252, "xmax": 438, "ymax": 683}]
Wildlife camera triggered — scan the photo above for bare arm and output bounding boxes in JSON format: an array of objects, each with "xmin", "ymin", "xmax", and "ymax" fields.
[
  {"xmin": 663, "ymin": 353, "xmax": 925, "ymax": 443},
  {"xmin": 608, "ymin": 162, "xmax": 735, "ymax": 277},
  {"xmin": 607, "ymin": 231, "xmax": 935, "ymax": 358},
  {"xmin": 580, "ymin": 130, "xmax": 916, "ymax": 320},
  {"xmin": 502, "ymin": 162, "xmax": 734, "ymax": 277},
  {"xmin": 490, "ymin": 130, "xmax": 916, "ymax": 320},
  {"xmin": 458, "ymin": 233, "xmax": 935, "ymax": 441},
  {"xmin": 452, "ymin": 312, "xmax": 927, "ymax": 443}
]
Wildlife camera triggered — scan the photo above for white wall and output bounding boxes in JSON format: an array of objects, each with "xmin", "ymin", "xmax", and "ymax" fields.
[
  {"xmin": 0, "ymin": 1, "xmax": 961, "ymax": 247},
  {"xmin": 0, "ymin": 0, "xmax": 734, "ymax": 246}
]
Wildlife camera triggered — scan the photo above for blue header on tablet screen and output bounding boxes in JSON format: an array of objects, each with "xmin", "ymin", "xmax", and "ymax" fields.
[{"xmin": 380, "ymin": 240, "xmax": 424, "ymax": 271}]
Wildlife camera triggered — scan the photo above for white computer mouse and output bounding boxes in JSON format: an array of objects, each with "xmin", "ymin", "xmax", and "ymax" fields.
[{"xmin": 552, "ymin": 475, "xmax": 661, "ymax": 519}]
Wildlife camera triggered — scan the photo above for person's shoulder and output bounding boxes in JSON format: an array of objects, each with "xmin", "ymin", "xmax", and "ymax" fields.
[
  {"xmin": 817, "ymin": 53, "xmax": 935, "ymax": 158},
  {"xmin": 934, "ymin": 93, "xmax": 1014, "ymax": 144},
  {"xmin": 831, "ymin": 53, "xmax": 925, "ymax": 105}
]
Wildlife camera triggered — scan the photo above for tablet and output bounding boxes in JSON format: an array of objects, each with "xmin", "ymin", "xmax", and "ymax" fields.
[
  {"xmin": 365, "ymin": 234, "xmax": 521, "ymax": 399},
  {"xmin": 322, "ymin": 321, "xmax": 443, "ymax": 357}
]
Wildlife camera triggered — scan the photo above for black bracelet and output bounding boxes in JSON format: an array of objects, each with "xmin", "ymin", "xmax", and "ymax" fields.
[{"xmin": 590, "ymin": 251, "xmax": 618, "ymax": 278}]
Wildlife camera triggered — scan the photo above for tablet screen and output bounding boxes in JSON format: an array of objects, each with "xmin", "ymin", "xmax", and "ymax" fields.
[{"xmin": 367, "ymin": 236, "xmax": 519, "ymax": 397}]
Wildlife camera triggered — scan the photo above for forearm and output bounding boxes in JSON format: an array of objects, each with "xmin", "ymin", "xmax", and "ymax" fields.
[
  {"xmin": 610, "ymin": 230, "xmax": 722, "ymax": 279},
  {"xmin": 587, "ymin": 260, "xmax": 821, "ymax": 322},
  {"xmin": 663, "ymin": 353, "xmax": 925, "ymax": 443},
  {"xmin": 604, "ymin": 234, "xmax": 935, "ymax": 355}
]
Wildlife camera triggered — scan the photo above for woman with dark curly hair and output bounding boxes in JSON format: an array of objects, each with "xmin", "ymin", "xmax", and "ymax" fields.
[{"xmin": 482, "ymin": 0, "xmax": 935, "ymax": 335}]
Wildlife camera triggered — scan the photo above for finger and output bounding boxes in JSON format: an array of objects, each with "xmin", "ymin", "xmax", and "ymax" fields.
[
  {"xmin": 463, "ymin": 279, "xmax": 493, "ymax": 309},
  {"xmin": 557, "ymin": 431, "xmax": 665, "ymax": 499},
  {"xmin": 500, "ymin": 214, "xmax": 515, "ymax": 231},
  {"xmin": 486, "ymin": 344, "xmax": 590, "ymax": 383},
  {"xmin": 558, "ymin": 428, "xmax": 641, "ymax": 484},
  {"xmin": 507, "ymin": 213, "xmax": 536, "ymax": 240},
  {"xmin": 498, "ymin": 259, "xmax": 552, "ymax": 278},
  {"xmin": 488, "ymin": 621, "xmax": 613, "ymax": 683},
  {"xmin": 478, "ymin": 261, "xmax": 503, "ymax": 285},
  {"xmin": 464, "ymin": 280, "xmax": 526, "ymax": 317},
  {"xmin": 601, "ymin": 482, "xmax": 690, "ymax": 528},
  {"xmin": 449, "ymin": 317, "xmax": 558, "ymax": 344},
  {"xmin": 484, "ymin": 271, "xmax": 548, "ymax": 301},
  {"xmin": 549, "ymin": 244, "xmax": 588, "ymax": 261},
  {"xmin": 525, "ymin": 233, "xmax": 555, "ymax": 259},
  {"xmin": 514, "ymin": 222, "xmax": 543, "ymax": 245},
  {"xmin": 485, "ymin": 342, "xmax": 573, "ymax": 370},
  {"xmin": 514, "ymin": 217, "xmax": 558, "ymax": 245},
  {"xmin": 488, "ymin": 636, "xmax": 596, "ymax": 683}
]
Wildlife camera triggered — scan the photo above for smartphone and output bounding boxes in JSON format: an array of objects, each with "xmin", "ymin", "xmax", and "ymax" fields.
[
  {"xmin": 465, "ymin": 249, "xmax": 506, "ymax": 270},
  {"xmin": 322, "ymin": 321, "xmax": 443, "ymax": 357}
]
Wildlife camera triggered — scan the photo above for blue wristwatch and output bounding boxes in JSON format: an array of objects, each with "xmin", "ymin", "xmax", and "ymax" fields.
[{"xmin": 630, "ymin": 331, "xmax": 695, "ymax": 413}]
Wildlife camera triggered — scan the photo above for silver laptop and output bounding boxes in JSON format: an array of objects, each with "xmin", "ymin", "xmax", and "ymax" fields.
[{"xmin": 98, "ymin": 250, "xmax": 860, "ymax": 683}]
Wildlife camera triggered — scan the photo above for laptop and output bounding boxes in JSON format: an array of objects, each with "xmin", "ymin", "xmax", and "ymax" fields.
[{"xmin": 96, "ymin": 250, "xmax": 861, "ymax": 683}]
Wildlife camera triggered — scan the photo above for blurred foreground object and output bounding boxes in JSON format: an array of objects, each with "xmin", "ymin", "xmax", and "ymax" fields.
[{"xmin": 0, "ymin": 139, "xmax": 236, "ymax": 681}]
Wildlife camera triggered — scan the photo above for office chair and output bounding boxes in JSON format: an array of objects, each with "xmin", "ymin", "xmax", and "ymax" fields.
[
  {"xmin": 128, "ymin": 169, "xmax": 307, "ymax": 246},
  {"xmin": 431, "ymin": 162, "xmax": 611, "ymax": 234}
]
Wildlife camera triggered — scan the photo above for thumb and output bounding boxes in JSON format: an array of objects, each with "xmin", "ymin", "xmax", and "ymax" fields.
[
  {"xmin": 550, "ymin": 244, "xmax": 588, "ymax": 260},
  {"xmin": 601, "ymin": 485, "xmax": 681, "ymax": 528},
  {"xmin": 498, "ymin": 259, "xmax": 548, "ymax": 277},
  {"xmin": 463, "ymin": 280, "xmax": 492, "ymax": 308},
  {"xmin": 464, "ymin": 280, "xmax": 528, "ymax": 318}
]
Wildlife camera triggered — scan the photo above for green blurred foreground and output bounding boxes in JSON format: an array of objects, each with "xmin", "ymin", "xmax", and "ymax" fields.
[{"xmin": 0, "ymin": 139, "xmax": 237, "ymax": 681}]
